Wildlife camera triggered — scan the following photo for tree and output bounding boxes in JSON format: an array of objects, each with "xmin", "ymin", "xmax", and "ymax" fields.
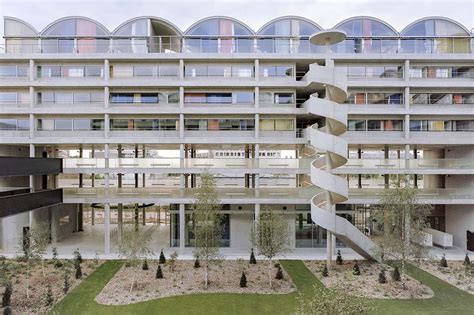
[
  {"xmin": 30, "ymin": 222, "xmax": 50, "ymax": 276},
  {"xmin": 52, "ymin": 247, "xmax": 62, "ymax": 268},
  {"xmin": 440, "ymin": 254, "xmax": 448, "ymax": 267},
  {"xmin": 192, "ymin": 173, "xmax": 224, "ymax": 289},
  {"xmin": 464, "ymin": 253, "xmax": 470, "ymax": 266},
  {"xmin": 374, "ymin": 178, "xmax": 432, "ymax": 289},
  {"xmin": 159, "ymin": 249, "xmax": 166, "ymax": 264},
  {"xmin": 249, "ymin": 248, "xmax": 257, "ymax": 264},
  {"xmin": 73, "ymin": 248, "xmax": 83, "ymax": 265},
  {"xmin": 117, "ymin": 226, "xmax": 153, "ymax": 292},
  {"xmin": 167, "ymin": 251, "xmax": 178, "ymax": 272},
  {"xmin": 2, "ymin": 281, "xmax": 12, "ymax": 307},
  {"xmin": 142, "ymin": 260, "xmax": 149, "ymax": 270},
  {"xmin": 295, "ymin": 284, "xmax": 376, "ymax": 315},
  {"xmin": 336, "ymin": 250, "xmax": 343, "ymax": 265},
  {"xmin": 252, "ymin": 207, "xmax": 290, "ymax": 287},
  {"xmin": 352, "ymin": 261, "xmax": 361, "ymax": 276},
  {"xmin": 63, "ymin": 273, "xmax": 70, "ymax": 294},
  {"xmin": 17, "ymin": 223, "xmax": 50, "ymax": 299},
  {"xmin": 378, "ymin": 269, "xmax": 387, "ymax": 284},
  {"xmin": 155, "ymin": 265, "xmax": 163, "ymax": 279},
  {"xmin": 45, "ymin": 284, "xmax": 54, "ymax": 306},
  {"xmin": 392, "ymin": 266, "xmax": 401, "ymax": 281},
  {"xmin": 74, "ymin": 261, "xmax": 82, "ymax": 279},
  {"xmin": 194, "ymin": 256, "xmax": 201, "ymax": 268}
]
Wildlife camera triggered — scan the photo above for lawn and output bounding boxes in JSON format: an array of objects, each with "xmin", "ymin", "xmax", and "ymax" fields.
[{"xmin": 51, "ymin": 260, "xmax": 474, "ymax": 315}]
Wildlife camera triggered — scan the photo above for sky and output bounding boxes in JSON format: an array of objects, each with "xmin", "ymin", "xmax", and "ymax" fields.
[{"xmin": 0, "ymin": 0, "xmax": 472, "ymax": 38}]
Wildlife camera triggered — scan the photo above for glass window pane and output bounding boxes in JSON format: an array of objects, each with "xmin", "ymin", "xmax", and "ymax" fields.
[
  {"xmin": 74, "ymin": 92, "xmax": 90, "ymax": 103},
  {"xmin": 0, "ymin": 92, "xmax": 17, "ymax": 103},
  {"xmin": 0, "ymin": 66, "xmax": 18, "ymax": 77},
  {"xmin": 85, "ymin": 66, "xmax": 103, "ymax": 77},
  {"xmin": 55, "ymin": 119, "xmax": 73, "ymax": 130},
  {"xmin": 275, "ymin": 93, "xmax": 294, "ymax": 104},
  {"xmin": 275, "ymin": 119, "xmax": 294, "ymax": 131},
  {"xmin": 55, "ymin": 92, "xmax": 73, "ymax": 104},
  {"xmin": 168, "ymin": 92, "xmax": 179, "ymax": 103},
  {"xmin": 17, "ymin": 119, "xmax": 30, "ymax": 130},
  {"xmin": 134, "ymin": 66, "xmax": 153, "ymax": 76},
  {"xmin": 0, "ymin": 119, "xmax": 16, "ymax": 130},
  {"xmin": 234, "ymin": 92, "xmax": 253, "ymax": 104},
  {"xmin": 159, "ymin": 66, "xmax": 179, "ymax": 77},
  {"xmin": 90, "ymin": 92, "xmax": 104, "ymax": 103},
  {"xmin": 260, "ymin": 119, "xmax": 274, "ymax": 131},
  {"xmin": 73, "ymin": 119, "xmax": 91, "ymax": 130},
  {"xmin": 141, "ymin": 93, "xmax": 159, "ymax": 103}
]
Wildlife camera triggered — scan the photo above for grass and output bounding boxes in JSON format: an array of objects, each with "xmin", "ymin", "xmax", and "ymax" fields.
[{"xmin": 51, "ymin": 260, "xmax": 474, "ymax": 315}]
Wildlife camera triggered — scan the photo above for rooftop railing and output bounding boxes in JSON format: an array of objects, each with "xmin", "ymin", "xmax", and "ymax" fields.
[{"xmin": 1, "ymin": 36, "xmax": 472, "ymax": 54}]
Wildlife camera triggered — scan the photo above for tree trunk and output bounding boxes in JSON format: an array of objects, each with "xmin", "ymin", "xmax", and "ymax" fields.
[
  {"xmin": 26, "ymin": 263, "xmax": 30, "ymax": 299},
  {"xmin": 42, "ymin": 258, "xmax": 45, "ymax": 277},
  {"xmin": 268, "ymin": 259, "xmax": 272, "ymax": 287},
  {"xmin": 204, "ymin": 263, "xmax": 208, "ymax": 289},
  {"xmin": 129, "ymin": 273, "xmax": 136, "ymax": 293}
]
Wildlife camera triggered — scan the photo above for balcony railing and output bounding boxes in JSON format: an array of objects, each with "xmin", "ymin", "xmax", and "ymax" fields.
[{"xmin": 342, "ymin": 158, "xmax": 474, "ymax": 169}]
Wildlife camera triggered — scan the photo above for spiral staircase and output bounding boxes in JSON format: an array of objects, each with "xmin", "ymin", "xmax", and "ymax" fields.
[{"xmin": 302, "ymin": 61, "xmax": 378, "ymax": 260}]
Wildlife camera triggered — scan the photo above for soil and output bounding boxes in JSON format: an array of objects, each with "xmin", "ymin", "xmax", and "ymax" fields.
[
  {"xmin": 304, "ymin": 260, "xmax": 434, "ymax": 299},
  {"xmin": 421, "ymin": 259, "xmax": 473, "ymax": 294},
  {"xmin": 95, "ymin": 260, "xmax": 295, "ymax": 305},
  {"xmin": 0, "ymin": 257, "xmax": 102, "ymax": 314}
]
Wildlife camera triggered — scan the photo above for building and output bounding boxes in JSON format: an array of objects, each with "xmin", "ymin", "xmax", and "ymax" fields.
[{"xmin": 0, "ymin": 15, "xmax": 473, "ymax": 258}]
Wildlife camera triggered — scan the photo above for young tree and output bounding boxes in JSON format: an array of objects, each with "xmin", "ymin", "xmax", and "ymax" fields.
[
  {"xmin": 30, "ymin": 222, "xmax": 50, "ymax": 276},
  {"xmin": 378, "ymin": 269, "xmax": 387, "ymax": 284},
  {"xmin": 249, "ymin": 248, "xmax": 257, "ymax": 264},
  {"xmin": 117, "ymin": 226, "xmax": 153, "ymax": 292},
  {"xmin": 336, "ymin": 250, "xmax": 343, "ymax": 265},
  {"xmin": 155, "ymin": 265, "xmax": 163, "ymax": 279},
  {"xmin": 252, "ymin": 207, "xmax": 290, "ymax": 287},
  {"xmin": 52, "ymin": 247, "xmax": 62, "ymax": 268},
  {"xmin": 192, "ymin": 173, "xmax": 224, "ymax": 289},
  {"xmin": 374, "ymin": 178, "xmax": 432, "ymax": 289},
  {"xmin": 18, "ymin": 223, "xmax": 50, "ymax": 299},
  {"xmin": 194, "ymin": 256, "xmax": 201, "ymax": 268},
  {"xmin": 167, "ymin": 251, "xmax": 178, "ymax": 272},
  {"xmin": 63, "ymin": 272, "xmax": 70, "ymax": 294}
]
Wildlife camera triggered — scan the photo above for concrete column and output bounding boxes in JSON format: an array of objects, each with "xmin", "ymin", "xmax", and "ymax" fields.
[
  {"xmin": 104, "ymin": 87, "xmax": 110, "ymax": 108},
  {"xmin": 29, "ymin": 86, "xmax": 34, "ymax": 108},
  {"xmin": 179, "ymin": 87, "xmax": 184, "ymax": 108},
  {"xmin": 104, "ymin": 203, "xmax": 110, "ymax": 254},
  {"xmin": 179, "ymin": 59, "xmax": 184, "ymax": 80},
  {"xmin": 404, "ymin": 114, "xmax": 410, "ymax": 139},
  {"xmin": 255, "ymin": 203, "xmax": 260, "ymax": 223},
  {"xmin": 255, "ymin": 144, "xmax": 260, "ymax": 188},
  {"xmin": 91, "ymin": 146, "xmax": 95, "ymax": 188},
  {"xmin": 254, "ymin": 59, "xmax": 259, "ymax": 81},
  {"xmin": 255, "ymin": 114, "xmax": 259, "ymax": 139},
  {"xmin": 180, "ymin": 144, "xmax": 185, "ymax": 188},
  {"xmin": 404, "ymin": 59, "xmax": 410, "ymax": 82},
  {"xmin": 404, "ymin": 86, "xmax": 410, "ymax": 110},
  {"xmin": 179, "ymin": 114, "xmax": 184, "ymax": 139},
  {"xmin": 29, "ymin": 144, "xmax": 35, "ymax": 192},
  {"xmin": 325, "ymin": 152, "xmax": 333, "ymax": 265},
  {"xmin": 118, "ymin": 203, "xmax": 123, "ymax": 241},
  {"xmin": 104, "ymin": 114, "xmax": 109, "ymax": 138},
  {"xmin": 179, "ymin": 203, "xmax": 185, "ymax": 253},
  {"xmin": 384, "ymin": 146, "xmax": 389, "ymax": 188},
  {"xmin": 104, "ymin": 59, "xmax": 110, "ymax": 82},
  {"xmin": 28, "ymin": 115, "xmax": 35, "ymax": 144},
  {"xmin": 29, "ymin": 59, "xmax": 35, "ymax": 81},
  {"xmin": 255, "ymin": 86, "xmax": 259, "ymax": 108},
  {"xmin": 142, "ymin": 144, "xmax": 146, "ymax": 187}
]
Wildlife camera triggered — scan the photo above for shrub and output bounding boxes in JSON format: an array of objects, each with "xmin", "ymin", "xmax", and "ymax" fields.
[
  {"xmin": 159, "ymin": 249, "xmax": 166, "ymax": 264},
  {"xmin": 322, "ymin": 265, "xmax": 329, "ymax": 277},
  {"xmin": 168, "ymin": 251, "xmax": 178, "ymax": 272},
  {"xmin": 353, "ymin": 261, "xmax": 361, "ymax": 275},
  {"xmin": 3, "ymin": 306, "xmax": 12, "ymax": 315},
  {"xmin": 63, "ymin": 273, "xmax": 70, "ymax": 294},
  {"xmin": 275, "ymin": 267, "xmax": 283, "ymax": 280},
  {"xmin": 440, "ymin": 254, "xmax": 448, "ymax": 268},
  {"xmin": 463, "ymin": 253, "xmax": 470, "ymax": 266},
  {"xmin": 392, "ymin": 266, "xmax": 401, "ymax": 281},
  {"xmin": 194, "ymin": 256, "xmax": 201, "ymax": 268},
  {"xmin": 52, "ymin": 247, "xmax": 62, "ymax": 268},
  {"xmin": 74, "ymin": 261, "xmax": 82, "ymax": 279},
  {"xmin": 73, "ymin": 248, "xmax": 82, "ymax": 265},
  {"xmin": 274, "ymin": 262, "xmax": 281, "ymax": 268},
  {"xmin": 2, "ymin": 281, "xmax": 12, "ymax": 307},
  {"xmin": 142, "ymin": 260, "xmax": 149, "ymax": 270},
  {"xmin": 378, "ymin": 269, "xmax": 387, "ymax": 284},
  {"xmin": 336, "ymin": 250, "xmax": 343, "ymax": 265},
  {"xmin": 240, "ymin": 271, "xmax": 247, "ymax": 288},
  {"xmin": 45, "ymin": 285, "xmax": 54, "ymax": 306},
  {"xmin": 156, "ymin": 265, "xmax": 163, "ymax": 279},
  {"xmin": 249, "ymin": 248, "xmax": 257, "ymax": 264}
]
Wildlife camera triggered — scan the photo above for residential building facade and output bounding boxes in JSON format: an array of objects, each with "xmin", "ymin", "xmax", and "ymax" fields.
[{"xmin": 0, "ymin": 15, "xmax": 473, "ymax": 257}]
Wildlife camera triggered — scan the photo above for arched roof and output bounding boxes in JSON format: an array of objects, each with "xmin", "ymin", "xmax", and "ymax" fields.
[
  {"xmin": 40, "ymin": 16, "xmax": 110, "ymax": 36},
  {"xmin": 401, "ymin": 16, "xmax": 470, "ymax": 36},
  {"xmin": 257, "ymin": 16, "xmax": 323, "ymax": 36},
  {"xmin": 185, "ymin": 16, "xmax": 254, "ymax": 36},
  {"xmin": 334, "ymin": 16, "xmax": 398, "ymax": 36},
  {"xmin": 4, "ymin": 16, "xmax": 38, "ymax": 37},
  {"xmin": 112, "ymin": 16, "xmax": 182, "ymax": 36}
]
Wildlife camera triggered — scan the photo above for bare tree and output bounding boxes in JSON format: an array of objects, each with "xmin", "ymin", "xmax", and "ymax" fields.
[
  {"xmin": 252, "ymin": 207, "xmax": 290, "ymax": 287},
  {"xmin": 192, "ymin": 173, "xmax": 223, "ymax": 289},
  {"xmin": 374, "ymin": 178, "xmax": 432, "ymax": 289},
  {"xmin": 117, "ymin": 226, "xmax": 153, "ymax": 292},
  {"xmin": 29, "ymin": 222, "xmax": 50, "ymax": 277}
]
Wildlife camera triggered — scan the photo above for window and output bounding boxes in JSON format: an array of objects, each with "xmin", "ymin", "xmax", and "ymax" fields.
[
  {"xmin": 74, "ymin": 92, "xmax": 91, "ymax": 103},
  {"xmin": 234, "ymin": 92, "xmax": 253, "ymax": 104},
  {"xmin": 141, "ymin": 93, "xmax": 159, "ymax": 103},
  {"xmin": 232, "ymin": 66, "xmax": 253, "ymax": 77},
  {"xmin": 73, "ymin": 119, "xmax": 92, "ymax": 130},
  {"xmin": 0, "ymin": 119, "xmax": 17, "ymax": 130},
  {"xmin": 347, "ymin": 67, "xmax": 365, "ymax": 78},
  {"xmin": 0, "ymin": 92, "xmax": 17, "ymax": 103},
  {"xmin": 348, "ymin": 120, "xmax": 366, "ymax": 131},
  {"xmin": 367, "ymin": 120, "xmax": 382, "ymax": 131},
  {"xmin": 111, "ymin": 66, "xmax": 133, "ymax": 78},
  {"xmin": 37, "ymin": 119, "xmax": 55, "ymax": 131},
  {"xmin": 63, "ymin": 66, "xmax": 84, "ymax": 77},
  {"xmin": 275, "ymin": 119, "xmax": 294, "ymax": 131},
  {"xmin": 259, "ymin": 66, "xmax": 294, "ymax": 78},
  {"xmin": 85, "ymin": 66, "xmax": 103, "ymax": 77},
  {"xmin": 17, "ymin": 119, "xmax": 29, "ymax": 130},
  {"xmin": 259, "ymin": 92, "xmax": 273, "ymax": 104},
  {"xmin": 159, "ymin": 66, "xmax": 179, "ymax": 77},
  {"xmin": 91, "ymin": 92, "xmax": 104, "ymax": 103},
  {"xmin": 134, "ymin": 66, "xmax": 154, "ymax": 77},
  {"xmin": 168, "ymin": 93, "xmax": 180, "ymax": 103},
  {"xmin": 275, "ymin": 93, "xmax": 294, "ymax": 104},
  {"xmin": 55, "ymin": 92, "xmax": 73, "ymax": 104},
  {"xmin": 39, "ymin": 66, "xmax": 61, "ymax": 78},
  {"xmin": 110, "ymin": 119, "xmax": 129, "ymax": 130},
  {"xmin": 0, "ymin": 66, "xmax": 19, "ymax": 77},
  {"xmin": 260, "ymin": 119, "xmax": 274, "ymax": 131},
  {"xmin": 54, "ymin": 119, "xmax": 73, "ymax": 131},
  {"xmin": 110, "ymin": 93, "xmax": 134, "ymax": 104}
]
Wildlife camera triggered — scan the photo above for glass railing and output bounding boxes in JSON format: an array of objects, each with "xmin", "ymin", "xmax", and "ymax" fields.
[
  {"xmin": 63, "ymin": 158, "xmax": 313, "ymax": 169},
  {"xmin": 343, "ymin": 158, "xmax": 474, "ymax": 169},
  {"xmin": 62, "ymin": 186, "xmax": 473, "ymax": 201},
  {"xmin": 2, "ymin": 36, "xmax": 472, "ymax": 54}
]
